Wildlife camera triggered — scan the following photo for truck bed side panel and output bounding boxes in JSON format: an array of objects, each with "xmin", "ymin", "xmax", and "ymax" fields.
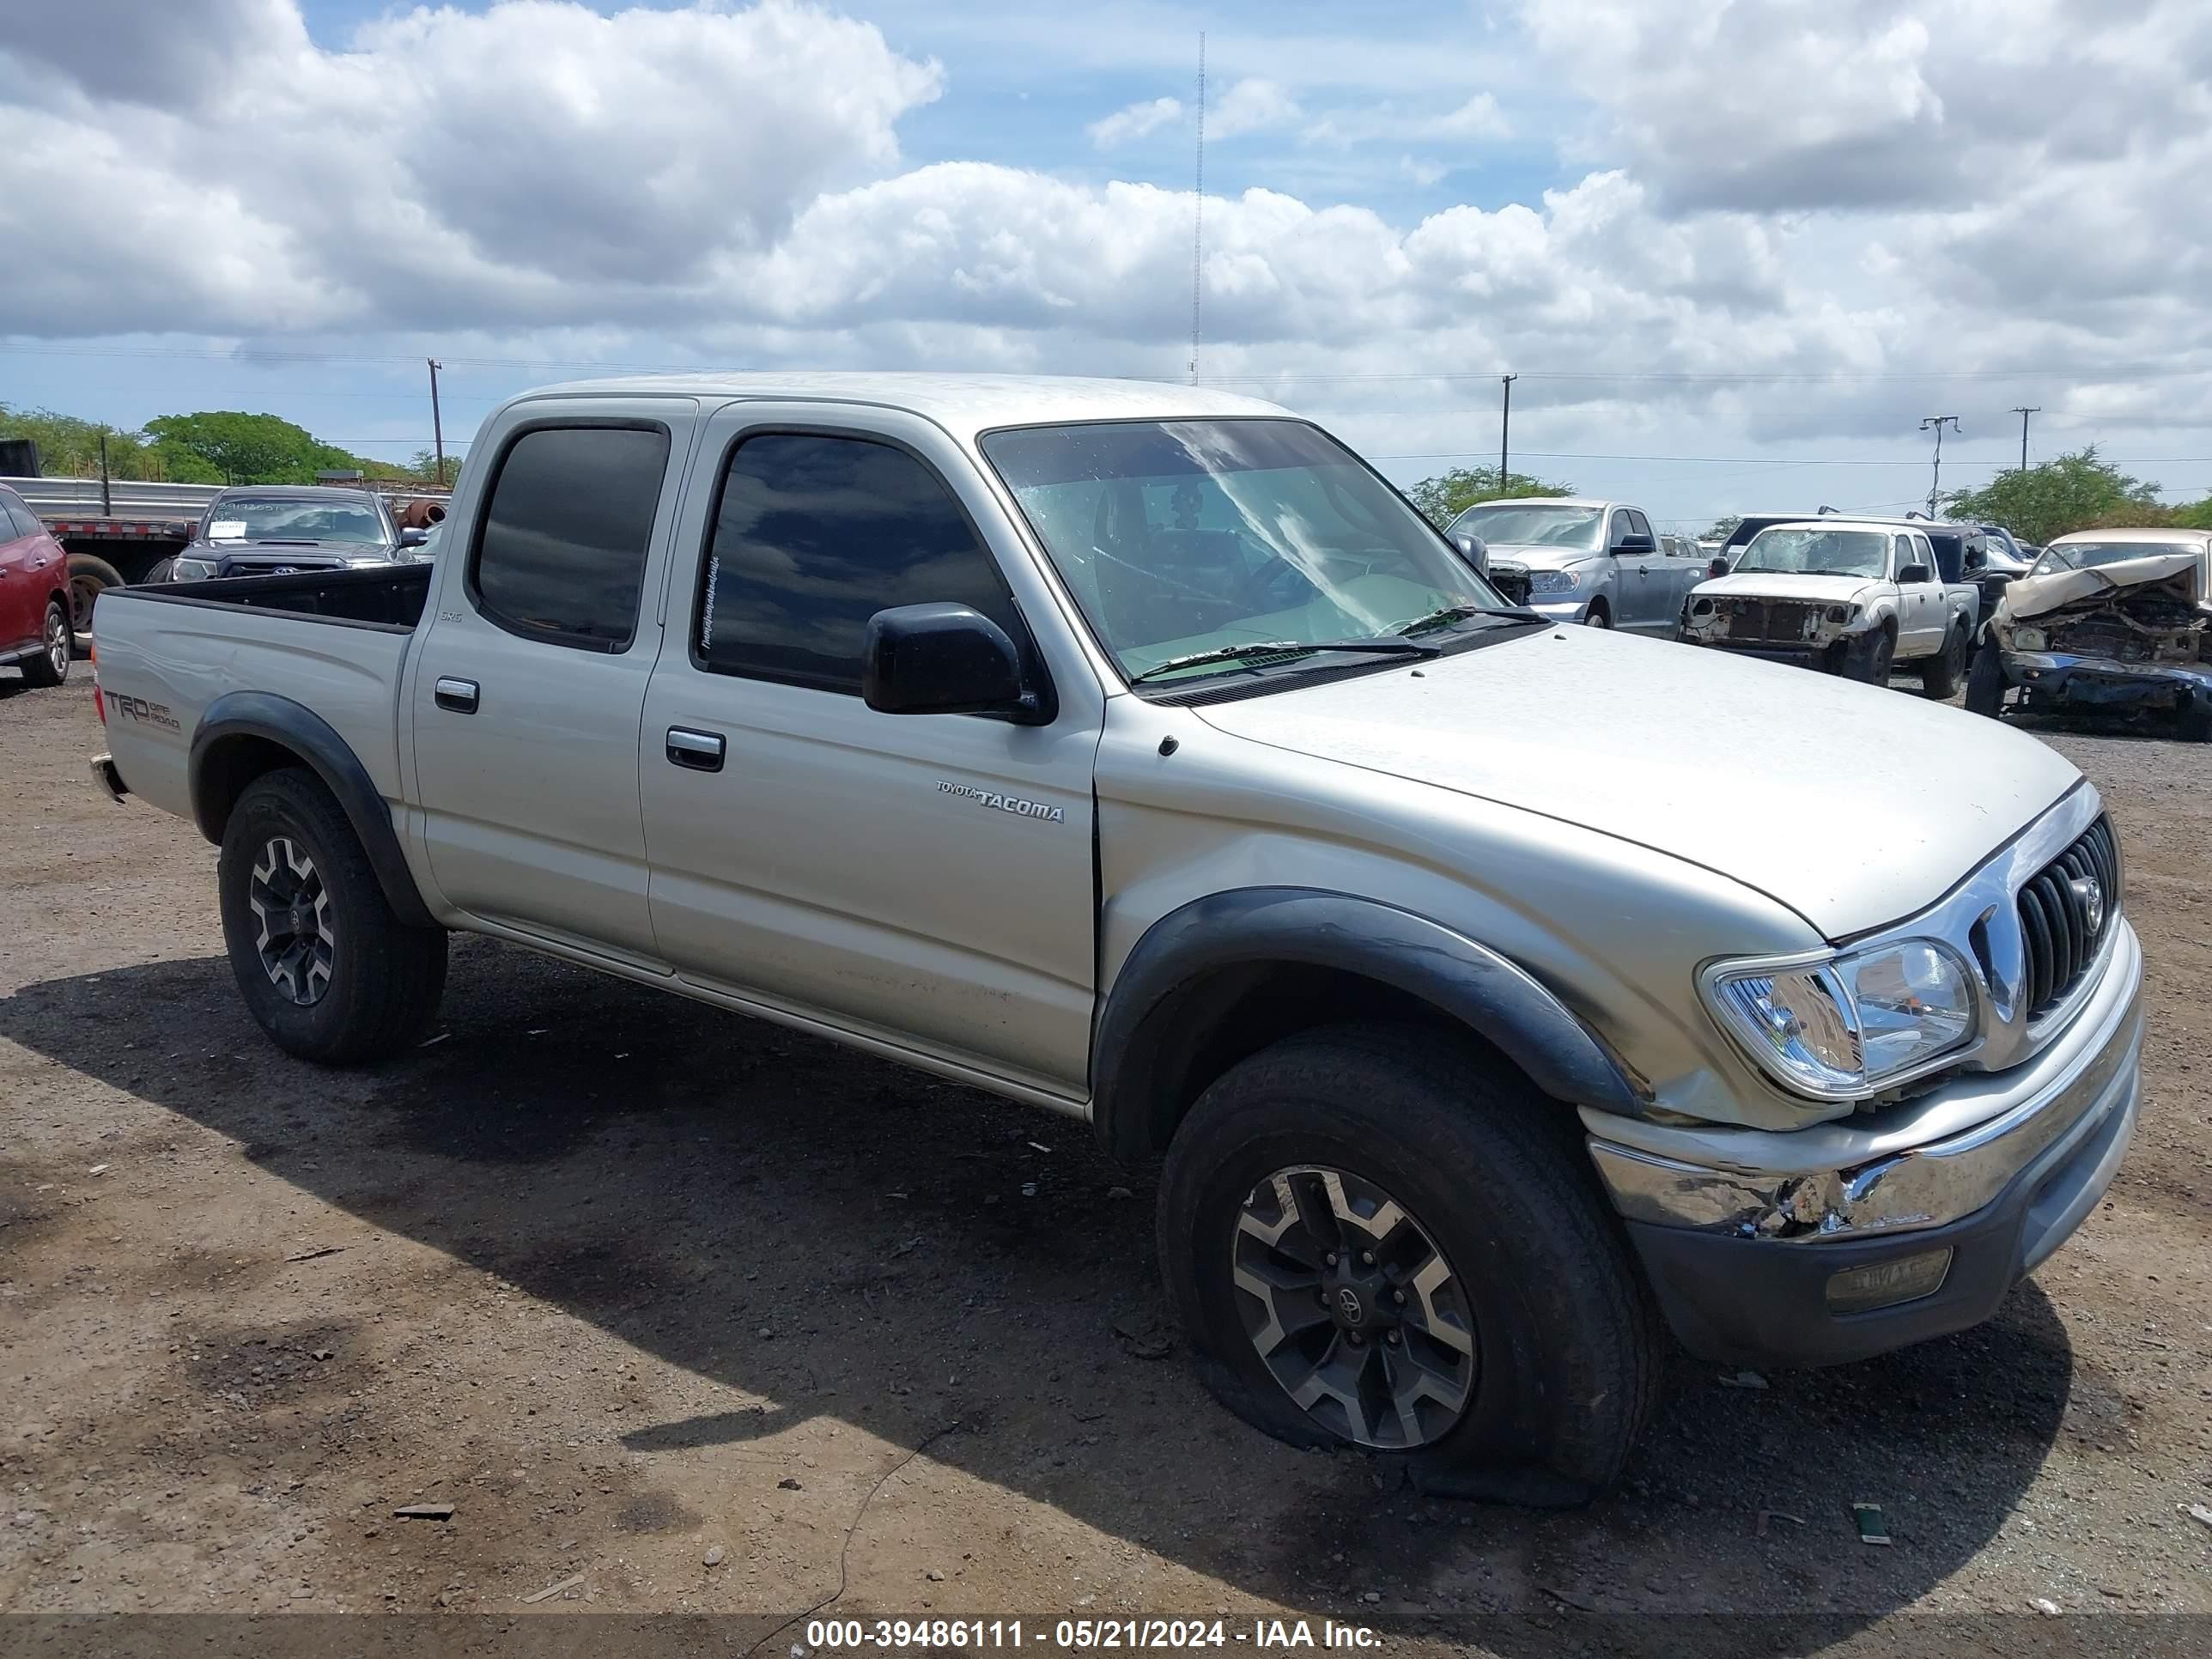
[{"xmin": 94, "ymin": 591, "xmax": 412, "ymax": 836}]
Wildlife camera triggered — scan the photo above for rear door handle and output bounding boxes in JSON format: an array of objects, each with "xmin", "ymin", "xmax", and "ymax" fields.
[
  {"xmin": 666, "ymin": 726, "xmax": 726, "ymax": 772},
  {"xmin": 434, "ymin": 677, "xmax": 479, "ymax": 714}
]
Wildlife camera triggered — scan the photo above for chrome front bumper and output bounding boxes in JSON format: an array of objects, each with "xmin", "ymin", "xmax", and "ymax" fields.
[
  {"xmin": 1580, "ymin": 920, "xmax": 2143, "ymax": 1367},
  {"xmin": 1583, "ymin": 917, "xmax": 2142, "ymax": 1243}
]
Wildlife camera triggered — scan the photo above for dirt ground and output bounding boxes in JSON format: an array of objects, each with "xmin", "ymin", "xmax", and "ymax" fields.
[{"xmin": 2, "ymin": 670, "xmax": 2209, "ymax": 1656}]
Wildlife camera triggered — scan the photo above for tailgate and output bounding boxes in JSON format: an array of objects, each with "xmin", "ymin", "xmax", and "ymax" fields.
[{"xmin": 94, "ymin": 590, "xmax": 413, "ymax": 831}]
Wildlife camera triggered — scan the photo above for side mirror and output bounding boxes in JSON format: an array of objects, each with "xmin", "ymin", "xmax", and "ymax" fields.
[
  {"xmin": 1897, "ymin": 562, "xmax": 1932, "ymax": 585},
  {"xmin": 862, "ymin": 603, "xmax": 1036, "ymax": 720},
  {"xmin": 1707, "ymin": 556, "xmax": 1731, "ymax": 579},
  {"xmin": 1613, "ymin": 532, "xmax": 1656, "ymax": 556},
  {"xmin": 398, "ymin": 526, "xmax": 429, "ymax": 548},
  {"xmin": 1449, "ymin": 532, "xmax": 1489, "ymax": 575}
]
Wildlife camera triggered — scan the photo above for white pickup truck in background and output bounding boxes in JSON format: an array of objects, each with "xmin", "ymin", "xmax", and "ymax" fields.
[
  {"xmin": 88, "ymin": 374, "xmax": 2142, "ymax": 1505},
  {"xmin": 1680, "ymin": 516, "xmax": 1982, "ymax": 693}
]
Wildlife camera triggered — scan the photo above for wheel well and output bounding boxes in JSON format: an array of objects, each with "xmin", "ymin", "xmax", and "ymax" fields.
[
  {"xmin": 1585, "ymin": 595, "xmax": 1609, "ymax": 621},
  {"xmin": 196, "ymin": 735, "xmax": 310, "ymax": 841},
  {"xmin": 1117, "ymin": 963, "xmax": 1516, "ymax": 1159}
]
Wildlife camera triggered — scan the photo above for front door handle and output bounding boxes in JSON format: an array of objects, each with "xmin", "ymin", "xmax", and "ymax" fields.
[
  {"xmin": 434, "ymin": 677, "xmax": 479, "ymax": 714},
  {"xmin": 666, "ymin": 726, "xmax": 726, "ymax": 772}
]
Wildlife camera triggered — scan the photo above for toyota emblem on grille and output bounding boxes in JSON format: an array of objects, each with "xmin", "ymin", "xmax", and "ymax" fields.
[{"xmin": 2069, "ymin": 876, "xmax": 2106, "ymax": 936}]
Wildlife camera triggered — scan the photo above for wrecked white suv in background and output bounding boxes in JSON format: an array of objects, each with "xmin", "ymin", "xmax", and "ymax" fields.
[
  {"xmin": 1680, "ymin": 518, "xmax": 1979, "ymax": 695},
  {"xmin": 1966, "ymin": 527, "xmax": 2212, "ymax": 740}
]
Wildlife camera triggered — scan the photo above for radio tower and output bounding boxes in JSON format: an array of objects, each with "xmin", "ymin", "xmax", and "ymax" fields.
[{"xmin": 1189, "ymin": 32, "xmax": 1205, "ymax": 385}]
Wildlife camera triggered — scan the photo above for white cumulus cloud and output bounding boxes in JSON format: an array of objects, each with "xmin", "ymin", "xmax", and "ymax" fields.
[{"xmin": 1087, "ymin": 95, "xmax": 1184, "ymax": 149}]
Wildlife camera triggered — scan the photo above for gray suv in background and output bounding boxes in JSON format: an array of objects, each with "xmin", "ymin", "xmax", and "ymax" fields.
[
  {"xmin": 1444, "ymin": 496, "xmax": 1708, "ymax": 631},
  {"xmin": 154, "ymin": 485, "xmax": 429, "ymax": 583}
]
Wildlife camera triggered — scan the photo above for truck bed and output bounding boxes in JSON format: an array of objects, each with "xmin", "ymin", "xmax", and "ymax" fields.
[
  {"xmin": 137, "ymin": 563, "xmax": 434, "ymax": 629},
  {"xmin": 92, "ymin": 566, "xmax": 433, "ymax": 831}
]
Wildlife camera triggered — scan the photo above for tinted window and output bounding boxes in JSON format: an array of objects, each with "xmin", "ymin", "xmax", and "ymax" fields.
[
  {"xmin": 1626, "ymin": 509, "xmax": 1654, "ymax": 539},
  {"xmin": 472, "ymin": 426, "xmax": 669, "ymax": 651},
  {"xmin": 696, "ymin": 433, "xmax": 1022, "ymax": 694}
]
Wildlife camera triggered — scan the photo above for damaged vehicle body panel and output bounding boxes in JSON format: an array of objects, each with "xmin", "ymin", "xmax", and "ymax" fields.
[{"xmin": 1967, "ymin": 532, "xmax": 2212, "ymax": 736}]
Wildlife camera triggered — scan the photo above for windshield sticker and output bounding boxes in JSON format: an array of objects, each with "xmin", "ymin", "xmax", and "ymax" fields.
[{"xmin": 209, "ymin": 520, "xmax": 247, "ymax": 540}]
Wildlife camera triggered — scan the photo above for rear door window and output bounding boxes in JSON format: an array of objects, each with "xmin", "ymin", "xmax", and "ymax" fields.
[{"xmin": 470, "ymin": 425, "xmax": 671, "ymax": 652}]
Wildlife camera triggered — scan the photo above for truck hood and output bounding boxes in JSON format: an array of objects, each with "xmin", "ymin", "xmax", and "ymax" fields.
[
  {"xmin": 1480, "ymin": 543, "xmax": 1606, "ymax": 574},
  {"xmin": 1997, "ymin": 550, "xmax": 2203, "ymax": 622},
  {"xmin": 1191, "ymin": 624, "xmax": 2081, "ymax": 939},
  {"xmin": 1692, "ymin": 570, "xmax": 1878, "ymax": 605}
]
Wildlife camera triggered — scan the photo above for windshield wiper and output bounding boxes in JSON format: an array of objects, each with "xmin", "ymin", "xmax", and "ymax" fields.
[
  {"xmin": 1130, "ymin": 636, "xmax": 1439, "ymax": 685},
  {"xmin": 1395, "ymin": 603, "xmax": 1543, "ymax": 636}
]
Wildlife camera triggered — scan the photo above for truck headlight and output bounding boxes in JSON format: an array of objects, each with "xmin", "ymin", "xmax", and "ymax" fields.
[
  {"xmin": 2013, "ymin": 627, "xmax": 2046, "ymax": 651},
  {"xmin": 1703, "ymin": 939, "xmax": 1977, "ymax": 1100},
  {"xmin": 172, "ymin": 556, "xmax": 221, "ymax": 581},
  {"xmin": 1528, "ymin": 568, "xmax": 1583, "ymax": 593}
]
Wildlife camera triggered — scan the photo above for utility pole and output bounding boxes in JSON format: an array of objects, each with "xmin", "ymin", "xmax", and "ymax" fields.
[
  {"xmin": 1498, "ymin": 374, "xmax": 1518, "ymax": 490},
  {"xmin": 1918, "ymin": 415, "xmax": 1960, "ymax": 516},
  {"xmin": 2010, "ymin": 404, "xmax": 2040, "ymax": 473},
  {"xmin": 427, "ymin": 359, "xmax": 447, "ymax": 486},
  {"xmin": 97, "ymin": 428, "xmax": 112, "ymax": 516}
]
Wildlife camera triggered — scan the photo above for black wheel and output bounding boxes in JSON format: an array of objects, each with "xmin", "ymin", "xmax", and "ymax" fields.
[
  {"xmin": 1964, "ymin": 638, "xmax": 2007, "ymax": 718},
  {"xmin": 218, "ymin": 769, "xmax": 447, "ymax": 1064},
  {"xmin": 1920, "ymin": 625, "xmax": 1968, "ymax": 700},
  {"xmin": 1851, "ymin": 626, "xmax": 1896, "ymax": 684},
  {"xmin": 19, "ymin": 600, "xmax": 71, "ymax": 688},
  {"xmin": 2179, "ymin": 698, "xmax": 2212, "ymax": 743},
  {"xmin": 1158, "ymin": 1025, "xmax": 1660, "ymax": 1505},
  {"xmin": 1582, "ymin": 601, "xmax": 1611, "ymax": 629},
  {"xmin": 66, "ymin": 554, "xmax": 126, "ymax": 643}
]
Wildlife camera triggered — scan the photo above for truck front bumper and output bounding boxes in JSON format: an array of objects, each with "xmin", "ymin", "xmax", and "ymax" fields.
[{"xmin": 1582, "ymin": 919, "xmax": 2142, "ymax": 1368}]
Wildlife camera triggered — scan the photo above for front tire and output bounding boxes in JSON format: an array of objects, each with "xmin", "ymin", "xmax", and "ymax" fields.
[
  {"xmin": 1964, "ymin": 638, "xmax": 2007, "ymax": 718},
  {"xmin": 20, "ymin": 600, "xmax": 71, "ymax": 688},
  {"xmin": 1582, "ymin": 601, "xmax": 1611, "ymax": 629},
  {"xmin": 1157, "ymin": 1026, "xmax": 1659, "ymax": 1505},
  {"xmin": 1852, "ymin": 626, "xmax": 1896, "ymax": 684},
  {"xmin": 218, "ymin": 769, "xmax": 447, "ymax": 1064},
  {"xmin": 1920, "ymin": 625, "xmax": 1968, "ymax": 699}
]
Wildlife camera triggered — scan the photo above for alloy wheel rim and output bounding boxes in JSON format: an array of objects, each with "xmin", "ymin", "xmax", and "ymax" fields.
[
  {"xmin": 47, "ymin": 611, "xmax": 70, "ymax": 677},
  {"xmin": 247, "ymin": 836, "xmax": 335, "ymax": 1006},
  {"xmin": 1233, "ymin": 1164, "xmax": 1477, "ymax": 1449}
]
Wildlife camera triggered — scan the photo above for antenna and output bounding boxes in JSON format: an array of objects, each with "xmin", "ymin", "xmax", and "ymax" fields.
[{"xmin": 1190, "ymin": 31, "xmax": 1205, "ymax": 385}]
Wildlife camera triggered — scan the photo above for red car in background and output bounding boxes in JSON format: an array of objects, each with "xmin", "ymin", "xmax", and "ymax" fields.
[{"xmin": 0, "ymin": 483, "xmax": 74, "ymax": 688}]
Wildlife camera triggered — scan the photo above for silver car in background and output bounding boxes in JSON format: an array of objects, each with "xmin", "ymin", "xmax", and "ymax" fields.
[{"xmin": 1443, "ymin": 496, "xmax": 1708, "ymax": 632}]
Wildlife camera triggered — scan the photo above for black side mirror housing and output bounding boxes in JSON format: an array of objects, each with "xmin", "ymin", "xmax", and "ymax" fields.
[
  {"xmin": 398, "ymin": 526, "xmax": 429, "ymax": 548},
  {"xmin": 862, "ymin": 603, "xmax": 1038, "ymax": 720},
  {"xmin": 1613, "ymin": 532, "xmax": 1656, "ymax": 556},
  {"xmin": 1707, "ymin": 556, "xmax": 1730, "ymax": 579},
  {"xmin": 1449, "ymin": 532, "xmax": 1489, "ymax": 575},
  {"xmin": 1897, "ymin": 562, "xmax": 1932, "ymax": 585}
]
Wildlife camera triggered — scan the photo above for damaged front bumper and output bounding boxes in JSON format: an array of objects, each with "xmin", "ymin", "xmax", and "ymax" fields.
[
  {"xmin": 1992, "ymin": 648, "xmax": 2212, "ymax": 716},
  {"xmin": 1580, "ymin": 919, "xmax": 2142, "ymax": 1367},
  {"xmin": 1678, "ymin": 601, "xmax": 1862, "ymax": 665}
]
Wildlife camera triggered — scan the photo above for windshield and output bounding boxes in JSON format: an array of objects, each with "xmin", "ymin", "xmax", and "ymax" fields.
[
  {"xmin": 2032, "ymin": 540, "xmax": 2200, "ymax": 577},
  {"xmin": 1445, "ymin": 501, "xmax": 1604, "ymax": 550},
  {"xmin": 1734, "ymin": 526, "xmax": 1889, "ymax": 579},
  {"xmin": 979, "ymin": 420, "xmax": 1503, "ymax": 684},
  {"xmin": 204, "ymin": 497, "xmax": 388, "ymax": 545}
]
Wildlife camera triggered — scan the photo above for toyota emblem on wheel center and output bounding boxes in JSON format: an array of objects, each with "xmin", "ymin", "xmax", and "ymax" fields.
[{"xmin": 1334, "ymin": 1287, "xmax": 1364, "ymax": 1326}]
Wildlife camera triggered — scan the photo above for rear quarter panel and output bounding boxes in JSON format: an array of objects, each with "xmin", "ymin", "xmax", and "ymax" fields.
[{"xmin": 93, "ymin": 592, "xmax": 412, "ymax": 832}]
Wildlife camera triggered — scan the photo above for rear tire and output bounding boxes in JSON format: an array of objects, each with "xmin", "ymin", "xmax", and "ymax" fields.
[
  {"xmin": 218, "ymin": 768, "xmax": 447, "ymax": 1064},
  {"xmin": 1157, "ymin": 1025, "xmax": 1660, "ymax": 1505},
  {"xmin": 66, "ymin": 554, "xmax": 126, "ymax": 645},
  {"xmin": 19, "ymin": 601, "xmax": 71, "ymax": 688},
  {"xmin": 1964, "ymin": 638, "xmax": 2007, "ymax": 718},
  {"xmin": 1920, "ymin": 625, "xmax": 1968, "ymax": 699}
]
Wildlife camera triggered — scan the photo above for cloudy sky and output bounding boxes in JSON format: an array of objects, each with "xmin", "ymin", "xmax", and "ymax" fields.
[{"xmin": 4, "ymin": 0, "xmax": 2209, "ymax": 528}]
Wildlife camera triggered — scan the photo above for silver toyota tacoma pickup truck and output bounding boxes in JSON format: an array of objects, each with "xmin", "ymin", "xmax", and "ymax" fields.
[{"xmin": 88, "ymin": 374, "xmax": 2143, "ymax": 1504}]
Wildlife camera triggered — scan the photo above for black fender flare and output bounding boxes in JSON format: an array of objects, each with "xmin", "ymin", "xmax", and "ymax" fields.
[
  {"xmin": 1091, "ymin": 887, "xmax": 1647, "ymax": 1160},
  {"xmin": 190, "ymin": 690, "xmax": 437, "ymax": 930}
]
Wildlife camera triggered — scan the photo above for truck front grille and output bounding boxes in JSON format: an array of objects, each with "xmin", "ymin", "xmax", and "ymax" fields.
[
  {"xmin": 1488, "ymin": 562, "xmax": 1532, "ymax": 606},
  {"xmin": 1723, "ymin": 599, "xmax": 1818, "ymax": 643},
  {"xmin": 2017, "ymin": 815, "xmax": 2121, "ymax": 1020}
]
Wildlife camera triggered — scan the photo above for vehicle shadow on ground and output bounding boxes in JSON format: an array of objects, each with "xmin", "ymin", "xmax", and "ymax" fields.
[{"xmin": 1, "ymin": 941, "xmax": 2075, "ymax": 1645}]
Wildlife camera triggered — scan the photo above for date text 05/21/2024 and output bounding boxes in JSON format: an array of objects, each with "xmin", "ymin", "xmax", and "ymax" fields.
[{"xmin": 803, "ymin": 1619, "xmax": 1383, "ymax": 1650}]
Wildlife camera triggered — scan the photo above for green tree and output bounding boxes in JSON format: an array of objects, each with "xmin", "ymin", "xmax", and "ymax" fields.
[
  {"xmin": 406, "ymin": 448, "xmax": 460, "ymax": 487},
  {"xmin": 1942, "ymin": 447, "xmax": 2168, "ymax": 546},
  {"xmin": 1404, "ymin": 465, "xmax": 1576, "ymax": 530},
  {"xmin": 2169, "ymin": 495, "xmax": 2212, "ymax": 532},
  {"xmin": 0, "ymin": 404, "xmax": 158, "ymax": 478},
  {"xmin": 142, "ymin": 410, "xmax": 359, "ymax": 485},
  {"xmin": 1701, "ymin": 514, "xmax": 1742, "ymax": 543}
]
